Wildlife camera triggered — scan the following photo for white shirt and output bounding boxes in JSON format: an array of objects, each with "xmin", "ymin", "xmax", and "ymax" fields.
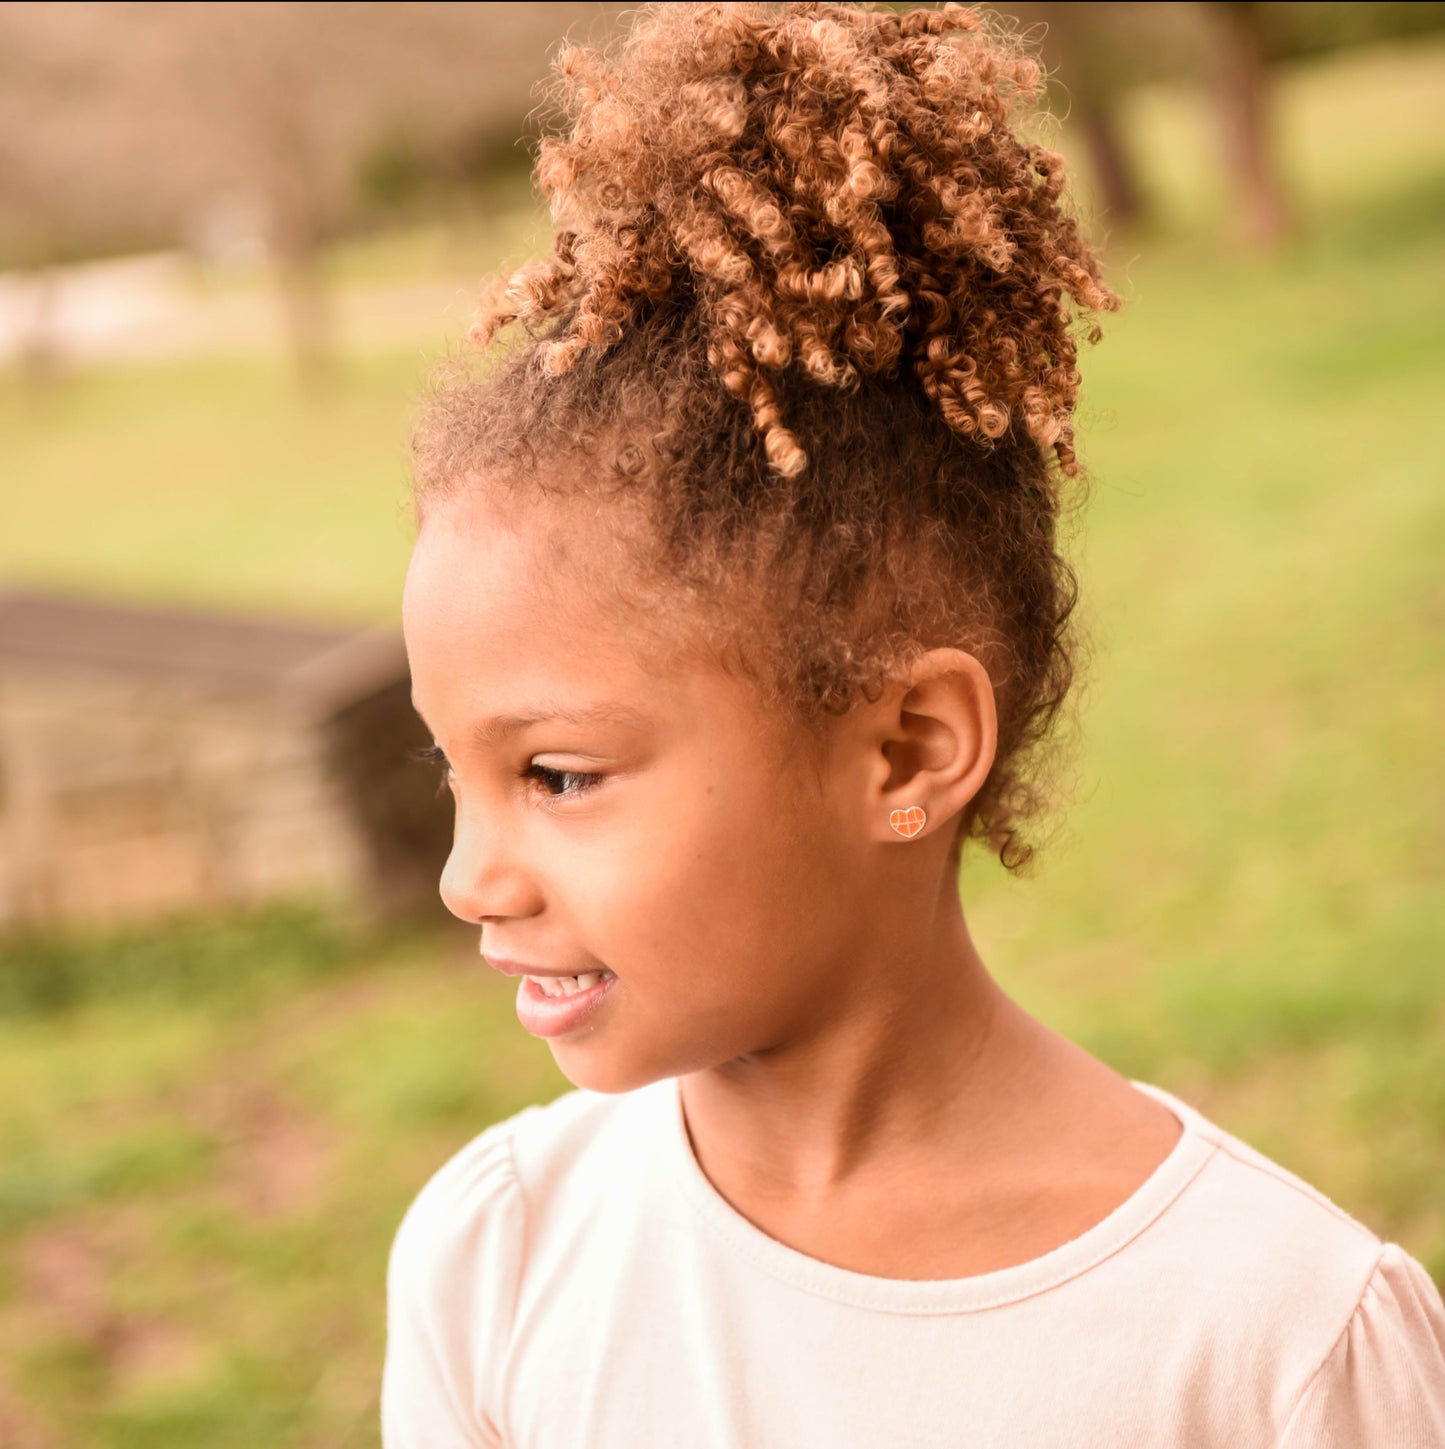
[{"xmin": 382, "ymin": 1077, "xmax": 1445, "ymax": 1447}]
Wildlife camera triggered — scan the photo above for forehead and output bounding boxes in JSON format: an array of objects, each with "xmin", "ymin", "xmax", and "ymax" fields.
[{"xmin": 403, "ymin": 487, "xmax": 716, "ymax": 729}]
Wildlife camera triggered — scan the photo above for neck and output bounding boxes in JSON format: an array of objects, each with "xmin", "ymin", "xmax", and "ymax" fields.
[
  {"xmin": 680, "ymin": 871, "xmax": 1048, "ymax": 1201},
  {"xmin": 676, "ymin": 866, "xmax": 1183, "ymax": 1278}
]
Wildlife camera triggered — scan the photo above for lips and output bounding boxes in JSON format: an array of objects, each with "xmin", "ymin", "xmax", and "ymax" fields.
[
  {"xmin": 483, "ymin": 956, "xmax": 583, "ymax": 978},
  {"xmin": 480, "ymin": 952, "xmax": 618, "ymax": 1037},
  {"xmin": 514, "ymin": 971, "xmax": 617, "ymax": 1038}
]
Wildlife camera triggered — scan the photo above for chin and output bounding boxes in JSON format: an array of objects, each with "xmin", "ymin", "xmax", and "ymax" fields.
[
  {"xmin": 550, "ymin": 1019, "xmax": 752, "ymax": 1095},
  {"xmin": 549, "ymin": 1042, "xmax": 672, "ymax": 1096}
]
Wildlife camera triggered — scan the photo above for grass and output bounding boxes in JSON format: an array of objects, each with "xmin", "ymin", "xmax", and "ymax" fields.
[
  {"xmin": 1, "ymin": 34, "xmax": 1443, "ymax": 1448},
  {"xmin": 0, "ymin": 355, "xmax": 423, "ymax": 624},
  {"xmin": 0, "ymin": 910, "xmax": 565, "ymax": 1447}
]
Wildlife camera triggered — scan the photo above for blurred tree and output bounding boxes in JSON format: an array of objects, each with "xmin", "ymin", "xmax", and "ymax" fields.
[
  {"xmin": 190, "ymin": 4, "xmax": 349, "ymax": 389},
  {"xmin": 0, "ymin": 1, "xmax": 627, "ymax": 381},
  {"xmin": 1016, "ymin": 3, "xmax": 1150, "ymax": 229},
  {"xmin": 4, "ymin": 0, "xmax": 1443, "ymax": 346},
  {"xmin": 169, "ymin": 1, "xmax": 629, "ymax": 384},
  {"xmin": 1203, "ymin": 1, "xmax": 1291, "ymax": 248},
  {"xmin": 1249, "ymin": 0, "xmax": 1445, "ymax": 59},
  {"xmin": 1198, "ymin": 0, "xmax": 1445, "ymax": 247},
  {"xmin": 1009, "ymin": 0, "xmax": 1445, "ymax": 248},
  {"xmin": 0, "ymin": 9, "xmax": 107, "ymax": 384}
]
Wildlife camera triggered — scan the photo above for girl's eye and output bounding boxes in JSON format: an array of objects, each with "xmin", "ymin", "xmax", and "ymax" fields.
[
  {"xmin": 523, "ymin": 763, "xmax": 603, "ymax": 800},
  {"xmin": 407, "ymin": 745, "xmax": 601, "ymax": 804}
]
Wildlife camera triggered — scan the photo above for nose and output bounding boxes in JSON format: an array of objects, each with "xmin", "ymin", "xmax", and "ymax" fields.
[{"xmin": 438, "ymin": 804, "xmax": 542, "ymax": 924}]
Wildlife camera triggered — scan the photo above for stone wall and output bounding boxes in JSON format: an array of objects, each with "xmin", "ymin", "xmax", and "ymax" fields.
[{"xmin": 0, "ymin": 664, "xmax": 373, "ymax": 928}]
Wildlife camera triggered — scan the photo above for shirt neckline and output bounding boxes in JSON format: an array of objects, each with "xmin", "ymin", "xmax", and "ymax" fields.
[{"xmin": 657, "ymin": 1075, "xmax": 1220, "ymax": 1315}]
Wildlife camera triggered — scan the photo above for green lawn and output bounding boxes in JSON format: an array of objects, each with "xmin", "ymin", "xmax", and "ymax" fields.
[{"xmin": 1, "ymin": 36, "xmax": 1443, "ymax": 1449}]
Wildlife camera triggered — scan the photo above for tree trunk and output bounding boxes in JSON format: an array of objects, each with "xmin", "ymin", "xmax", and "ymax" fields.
[
  {"xmin": 1027, "ymin": 2, "xmax": 1147, "ymax": 232},
  {"xmin": 273, "ymin": 233, "xmax": 331, "ymax": 393},
  {"xmin": 1209, "ymin": 1, "xmax": 1292, "ymax": 249},
  {"xmin": 1079, "ymin": 102, "xmax": 1143, "ymax": 229}
]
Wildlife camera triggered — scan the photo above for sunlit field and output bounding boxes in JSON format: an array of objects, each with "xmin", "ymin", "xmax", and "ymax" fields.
[{"xmin": 1, "ymin": 38, "xmax": 1442, "ymax": 1449}]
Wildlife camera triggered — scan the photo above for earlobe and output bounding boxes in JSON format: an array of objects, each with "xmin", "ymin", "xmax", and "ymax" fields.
[{"xmin": 873, "ymin": 649, "xmax": 997, "ymax": 842}]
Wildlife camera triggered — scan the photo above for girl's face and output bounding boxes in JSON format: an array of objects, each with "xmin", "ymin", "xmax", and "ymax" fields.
[{"xmin": 402, "ymin": 486, "xmax": 880, "ymax": 1094}]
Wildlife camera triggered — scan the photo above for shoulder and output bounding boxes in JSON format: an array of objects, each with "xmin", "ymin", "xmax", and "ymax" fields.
[
  {"xmin": 392, "ymin": 1084, "xmax": 628, "ymax": 1238},
  {"xmin": 505, "ymin": 1077, "xmax": 661, "ymax": 1188},
  {"xmin": 383, "ymin": 1111, "xmax": 531, "ymax": 1446},
  {"xmin": 1134, "ymin": 1085, "xmax": 1445, "ymax": 1441},
  {"xmin": 382, "ymin": 1084, "xmax": 666, "ymax": 1447},
  {"xmin": 388, "ymin": 1108, "xmax": 528, "ymax": 1289},
  {"xmin": 384, "ymin": 1107, "xmax": 534, "ymax": 1373},
  {"xmin": 389, "ymin": 1078, "xmax": 667, "ymax": 1286},
  {"xmin": 1140, "ymin": 1082, "xmax": 1385, "ymax": 1304},
  {"xmin": 1277, "ymin": 1243, "xmax": 1445, "ymax": 1446}
]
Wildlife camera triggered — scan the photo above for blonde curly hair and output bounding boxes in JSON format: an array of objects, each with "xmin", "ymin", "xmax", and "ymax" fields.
[{"xmin": 414, "ymin": 1, "xmax": 1119, "ymax": 870}]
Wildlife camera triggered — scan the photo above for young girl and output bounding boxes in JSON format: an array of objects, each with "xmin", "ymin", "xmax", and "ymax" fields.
[{"xmin": 383, "ymin": 4, "xmax": 1445, "ymax": 1444}]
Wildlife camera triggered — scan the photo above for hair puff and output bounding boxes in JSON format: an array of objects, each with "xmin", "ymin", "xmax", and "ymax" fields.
[{"xmin": 473, "ymin": 0, "xmax": 1117, "ymax": 478}]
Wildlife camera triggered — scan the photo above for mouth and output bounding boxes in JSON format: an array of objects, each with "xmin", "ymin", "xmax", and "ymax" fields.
[
  {"xmin": 481, "ymin": 954, "xmax": 619, "ymax": 1038},
  {"xmin": 520, "ymin": 969, "xmax": 615, "ymax": 997},
  {"xmin": 514, "ymin": 971, "xmax": 617, "ymax": 1039},
  {"xmin": 483, "ymin": 955, "xmax": 616, "ymax": 990}
]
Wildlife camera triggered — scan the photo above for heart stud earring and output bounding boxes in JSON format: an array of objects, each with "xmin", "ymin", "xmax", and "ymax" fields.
[{"xmin": 888, "ymin": 805, "xmax": 927, "ymax": 839}]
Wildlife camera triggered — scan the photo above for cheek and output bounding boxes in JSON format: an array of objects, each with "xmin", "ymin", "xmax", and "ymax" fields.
[
  {"xmin": 567, "ymin": 767, "xmax": 841, "ymax": 976},
  {"xmin": 543, "ymin": 756, "xmax": 857, "ymax": 1083}
]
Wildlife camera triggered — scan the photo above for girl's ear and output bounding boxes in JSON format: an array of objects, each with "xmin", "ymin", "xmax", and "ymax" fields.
[{"xmin": 864, "ymin": 648, "xmax": 998, "ymax": 843}]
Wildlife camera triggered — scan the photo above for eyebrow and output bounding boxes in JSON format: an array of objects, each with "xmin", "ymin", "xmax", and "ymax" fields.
[{"xmin": 467, "ymin": 701, "xmax": 654, "ymax": 750}]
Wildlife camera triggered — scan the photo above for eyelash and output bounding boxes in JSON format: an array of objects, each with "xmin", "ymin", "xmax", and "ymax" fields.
[
  {"xmin": 407, "ymin": 744, "xmax": 452, "ymax": 798},
  {"xmin": 408, "ymin": 745, "xmax": 603, "ymax": 803}
]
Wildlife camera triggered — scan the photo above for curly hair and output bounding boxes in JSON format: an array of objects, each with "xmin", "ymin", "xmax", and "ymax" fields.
[{"xmin": 413, "ymin": 0, "xmax": 1119, "ymax": 871}]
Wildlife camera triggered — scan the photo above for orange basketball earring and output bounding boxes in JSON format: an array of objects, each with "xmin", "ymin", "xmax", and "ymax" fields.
[{"xmin": 888, "ymin": 806, "xmax": 927, "ymax": 839}]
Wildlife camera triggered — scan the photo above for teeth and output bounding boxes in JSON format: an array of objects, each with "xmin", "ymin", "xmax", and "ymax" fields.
[{"xmin": 525, "ymin": 971, "xmax": 612, "ymax": 999}]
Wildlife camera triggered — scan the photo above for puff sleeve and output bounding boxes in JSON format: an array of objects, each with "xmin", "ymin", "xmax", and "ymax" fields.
[
  {"xmin": 1278, "ymin": 1243, "xmax": 1445, "ymax": 1448},
  {"xmin": 382, "ymin": 1116, "xmax": 531, "ymax": 1449}
]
